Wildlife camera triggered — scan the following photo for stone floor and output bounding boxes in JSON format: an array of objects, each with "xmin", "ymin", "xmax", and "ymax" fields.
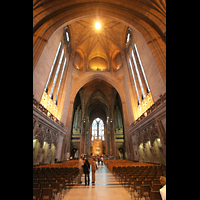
[{"xmin": 62, "ymin": 163, "xmax": 133, "ymax": 200}]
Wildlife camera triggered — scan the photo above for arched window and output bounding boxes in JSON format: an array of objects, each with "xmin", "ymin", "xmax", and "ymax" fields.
[
  {"xmin": 91, "ymin": 118, "xmax": 104, "ymax": 141},
  {"xmin": 65, "ymin": 25, "xmax": 70, "ymax": 43},
  {"xmin": 91, "ymin": 119, "xmax": 97, "ymax": 141},
  {"xmin": 99, "ymin": 119, "xmax": 104, "ymax": 140},
  {"xmin": 125, "ymin": 27, "xmax": 131, "ymax": 46}
]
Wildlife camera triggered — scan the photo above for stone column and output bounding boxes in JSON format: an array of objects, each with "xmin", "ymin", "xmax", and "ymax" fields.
[
  {"xmin": 47, "ymin": 142, "xmax": 52, "ymax": 164},
  {"xmin": 155, "ymin": 118, "xmax": 166, "ymax": 157},
  {"xmin": 97, "ymin": 122, "xmax": 99, "ymax": 138},
  {"xmin": 110, "ymin": 119, "xmax": 116, "ymax": 157}
]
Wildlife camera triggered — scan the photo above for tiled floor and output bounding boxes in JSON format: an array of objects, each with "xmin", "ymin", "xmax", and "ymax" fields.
[{"xmin": 62, "ymin": 163, "xmax": 133, "ymax": 200}]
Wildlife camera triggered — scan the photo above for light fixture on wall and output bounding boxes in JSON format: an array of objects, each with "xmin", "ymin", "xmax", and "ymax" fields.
[{"xmin": 83, "ymin": 115, "xmax": 86, "ymax": 123}]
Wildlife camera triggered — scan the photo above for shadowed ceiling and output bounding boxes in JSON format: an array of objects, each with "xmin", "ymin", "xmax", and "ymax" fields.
[{"xmin": 81, "ymin": 79, "xmax": 117, "ymax": 122}]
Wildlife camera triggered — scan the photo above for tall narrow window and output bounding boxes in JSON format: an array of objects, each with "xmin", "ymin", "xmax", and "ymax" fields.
[
  {"xmin": 131, "ymin": 49, "xmax": 145, "ymax": 99},
  {"xmin": 126, "ymin": 33, "xmax": 130, "ymax": 43},
  {"xmin": 133, "ymin": 43, "xmax": 150, "ymax": 93},
  {"xmin": 66, "ymin": 32, "xmax": 69, "ymax": 42},
  {"xmin": 44, "ymin": 42, "xmax": 61, "ymax": 92},
  {"xmin": 49, "ymin": 48, "xmax": 64, "ymax": 99},
  {"xmin": 99, "ymin": 119, "xmax": 105, "ymax": 141},
  {"xmin": 65, "ymin": 26, "xmax": 70, "ymax": 42},
  {"xmin": 54, "ymin": 57, "xmax": 67, "ymax": 104},
  {"xmin": 126, "ymin": 27, "xmax": 131, "ymax": 46},
  {"xmin": 92, "ymin": 120, "xmax": 97, "ymax": 141},
  {"xmin": 129, "ymin": 58, "xmax": 140, "ymax": 105}
]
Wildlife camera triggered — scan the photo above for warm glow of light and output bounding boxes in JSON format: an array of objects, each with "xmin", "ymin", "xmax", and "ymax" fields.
[
  {"xmin": 40, "ymin": 91, "xmax": 58, "ymax": 119},
  {"xmin": 134, "ymin": 92, "xmax": 154, "ymax": 120},
  {"xmin": 95, "ymin": 22, "xmax": 101, "ymax": 30}
]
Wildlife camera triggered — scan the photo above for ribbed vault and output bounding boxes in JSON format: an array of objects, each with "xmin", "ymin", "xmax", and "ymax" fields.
[
  {"xmin": 81, "ymin": 79, "xmax": 115, "ymax": 123},
  {"xmin": 33, "ymin": 0, "xmax": 166, "ymax": 69}
]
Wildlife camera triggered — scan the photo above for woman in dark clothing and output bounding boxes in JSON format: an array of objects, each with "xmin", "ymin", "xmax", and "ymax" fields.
[{"xmin": 83, "ymin": 159, "xmax": 90, "ymax": 186}]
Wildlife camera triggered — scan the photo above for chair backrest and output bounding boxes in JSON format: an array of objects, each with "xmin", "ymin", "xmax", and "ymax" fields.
[
  {"xmin": 33, "ymin": 188, "xmax": 40, "ymax": 199},
  {"xmin": 40, "ymin": 182, "xmax": 50, "ymax": 189},
  {"xmin": 58, "ymin": 178, "xmax": 65, "ymax": 188},
  {"xmin": 142, "ymin": 180, "xmax": 151, "ymax": 186},
  {"xmin": 38, "ymin": 178, "xmax": 48, "ymax": 184},
  {"xmin": 152, "ymin": 184, "xmax": 162, "ymax": 191},
  {"xmin": 134, "ymin": 180, "xmax": 142, "ymax": 190},
  {"xmin": 51, "ymin": 182, "xmax": 60, "ymax": 191},
  {"xmin": 48, "ymin": 179, "xmax": 56, "ymax": 184},
  {"xmin": 152, "ymin": 179, "xmax": 160, "ymax": 185},
  {"xmin": 150, "ymin": 191, "xmax": 162, "ymax": 200},
  {"xmin": 140, "ymin": 185, "xmax": 150, "ymax": 196},
  {"xmin": 41, "ymin": 188, "xmax": 53, "ymax": 199}
]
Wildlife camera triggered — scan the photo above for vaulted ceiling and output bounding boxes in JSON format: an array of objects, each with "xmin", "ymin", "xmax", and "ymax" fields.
[
  {"xmin": 69, "ymin": 17, "xmax": 127, "ymax": 62},
  {"xmin": 33, "ymin": 0, "xmax": 166, "ymax": 69},
  {"xmin": 80, "ymin": 79, "xmax": 117, "ymax": 122}
]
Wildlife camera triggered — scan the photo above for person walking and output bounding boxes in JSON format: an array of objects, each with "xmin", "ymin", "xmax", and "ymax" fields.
[
  {"xmin": 101, "ymin": 156, "xmax": 103, "ymax": 165},
  {"xmin": 92, "ymin": 157, "xmax": 97, "ymax": 183},
  {"xmin": 78, "ymin": 155, "xmax": 84, "ymax": 184},
  {"xmin": 98, "ymin": 157, "xmax": 100, "ymax": 165},
  {"xmin": 83, "ymin": 158, "xmax": 90, "ymax": 186}
]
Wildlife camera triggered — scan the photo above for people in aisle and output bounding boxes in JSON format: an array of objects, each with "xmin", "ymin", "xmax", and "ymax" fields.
[
  {"xmin": 83, "ymin": 158, "xmax": 90, "ymax": 186},
  {"xmin": 78, "ymin": 155, "xmax": 84, "ymax": 184},
  {"xmin": 92, "ymin": 157, "xmax": 97, "ymax": 183},
  {"xmin": 98, "ymin": 157, "xmax": 100, "ymax": 165},
  {"xmin": 101, "ymin": 156, "xmax": 103, "ymax": 165}
]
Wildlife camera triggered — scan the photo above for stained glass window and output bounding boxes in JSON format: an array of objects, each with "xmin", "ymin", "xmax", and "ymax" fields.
[
  {"xmin": 91, "ymin": 118, "xmax": 104, "ymax": 141},
  {"xmin": 91, "ymin": 119, "xmax": 97, "ymax": 141},
  {"xmin": 99, "ymin": 119, "xmax": 104, "ymax": 140}
]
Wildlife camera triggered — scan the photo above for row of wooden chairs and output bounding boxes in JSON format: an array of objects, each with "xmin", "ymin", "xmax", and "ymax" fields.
[
  {"xmin": 113, "ymin": 166, "xmax": 165, "ymax": 200},
  {"xmin": 33, "ymin": 166, "xmax": 79, "ymax": 199},
  {"xmin": 104, "ymin": 160, "xmax": 161, "ymax": 172}
]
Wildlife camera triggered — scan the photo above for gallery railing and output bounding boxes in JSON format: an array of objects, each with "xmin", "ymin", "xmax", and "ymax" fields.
[{"xmin": 33, "ymin": 96, "xmax": 65, "ymax": 128}]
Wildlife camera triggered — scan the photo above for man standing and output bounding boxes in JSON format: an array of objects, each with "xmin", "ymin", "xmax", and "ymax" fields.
[
  {"xmin": 92, "ymin": 157, "xmax": 97, "ymax": 183},
  {"xmin": 78, "ymin": 155, "xmax": 84, "ymax": 184},
  {"xmin": 83, "ymin": 159, "xmax": 90, "ymax": 186},
  {"xmin": 159, "ymin": 176, "xmax": 166, "ymax": 200}
]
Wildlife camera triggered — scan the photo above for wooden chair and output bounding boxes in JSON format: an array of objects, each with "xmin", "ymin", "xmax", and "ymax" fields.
[
  {"xmin": 51, "ymin": 182, "xmax": 62, "ymax": 200},
  {"xmin": 33, "ymin": 188, "xmax": 40, "ymax": 200},
  {"xmin": 152, "ymin": 184, "xmax": 162, "ymax": 191},
  {"xmin": 40, "ymin": 188, "xmax": 53, "ymax": 200},
  {"xmin": 140, "ymin": 185, "xmax": 151, "ymax": 200},
  {"xmin": 150, "ymin": 191, "xmax": 162, "ymax": 200},
  {"xmin": 151, "ymin": 179, "xmax": 160, "ymax": 185},
  {"xmin": 40, "ymin": 182, "xmax": 50, "ymax": 190}
]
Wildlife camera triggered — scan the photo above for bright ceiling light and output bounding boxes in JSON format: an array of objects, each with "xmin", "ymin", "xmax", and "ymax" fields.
[{"xmin": 95, "ymin": 22, "xmax": 101, "ymax": 30}]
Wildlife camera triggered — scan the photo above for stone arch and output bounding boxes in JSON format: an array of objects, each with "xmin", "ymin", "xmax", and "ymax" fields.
[
  {"xmin": 70, "ymin": 73, "xmax": 126, "ymax": 105},
  {"xmin": 66, "ymin": 73, "xmax": 127, "ymax": 129},
  {"xmin": 33, "ymin": 1, "xmax": 166, "ymax": 69},
  {"xmin": 149, "ymin": 130, "xmax": 160, "ymax": 144}
]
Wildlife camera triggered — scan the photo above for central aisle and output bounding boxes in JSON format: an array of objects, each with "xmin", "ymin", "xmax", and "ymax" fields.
[{"xmin": 63, "ymin": 163, "xmax": 132, "ymax": 200}]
